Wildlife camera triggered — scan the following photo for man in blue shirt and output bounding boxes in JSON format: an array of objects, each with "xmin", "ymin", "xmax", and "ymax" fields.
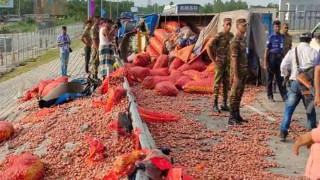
[
  {"xmin": 57, "ymin": 26, "xmax": 71, "ymax": 76},
  {"xmin": 264, "ymin": 20, "xmax": 287, "ymax": 102},
  {"xmin": 315, "ymin": 34, "xmax": 320, "ymax": 66}
]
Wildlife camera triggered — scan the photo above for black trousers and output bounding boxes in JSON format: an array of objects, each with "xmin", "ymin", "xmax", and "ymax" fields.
[
  {"xmin": 84, "ymin": 46, "xmax": 91, "ymax": 73},
  {"xmin": 266, "ymin": 53, "xmax": 286, "ymax": 98}
]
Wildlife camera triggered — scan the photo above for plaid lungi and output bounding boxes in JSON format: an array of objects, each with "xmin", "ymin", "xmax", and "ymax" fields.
[{"xmin": 99, "ymin": 45, "xmax": 114, "ymax": 77}]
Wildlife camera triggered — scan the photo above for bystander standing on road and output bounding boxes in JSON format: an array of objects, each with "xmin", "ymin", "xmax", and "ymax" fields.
[
  {"xmin": 91, "ymin": 16, "xmax": 100, "ymax": 79},
  {"xmin": 294, "ymin": 38, "xmax": 320, "ymax": 179},
  {"xmin": 207, "ymin": 18, "xmax": 234, "ymax": 113},
  {"xmin": 81, "ymin": 20, "xmax": 93, "ymax": 74},
  {"xmin": 264, "ymin": 20, "xmax": 287, "ymax": 102},
  {"xmin": 279, "ymin": 32, "xmax": 318, "ymax": 141},
  {"xmin": 99, "ymin": 19, "xmax": 117, "ymax": 80},
  {"xmin": 57, "ymin": 26, "xmax": 71, "ymax": 77},
  {"xmin": 228, "ymin": 18, "xmax": 249, "ymax": 125}
]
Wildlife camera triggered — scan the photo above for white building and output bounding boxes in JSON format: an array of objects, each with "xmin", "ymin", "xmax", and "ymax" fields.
[{"xmin": 279, "ymin": 0, "xmax": 320, "ymax": 30}]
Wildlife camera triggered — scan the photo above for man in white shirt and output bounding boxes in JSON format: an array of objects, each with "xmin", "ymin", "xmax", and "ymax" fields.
[{"xmin": 279, "ymin": 32, "xmax": 318, "ymax": 141}]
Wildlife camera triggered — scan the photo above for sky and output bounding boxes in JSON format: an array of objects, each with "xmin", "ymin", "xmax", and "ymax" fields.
[{"xmin": 131, "ymin": 0, "xmax": 279, "ymax": 7}]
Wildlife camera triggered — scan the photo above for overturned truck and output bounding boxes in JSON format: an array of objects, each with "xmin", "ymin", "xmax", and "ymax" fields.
[{"xmin": 119, "ymin": 10, "xmax": 267, "ymax": 84}]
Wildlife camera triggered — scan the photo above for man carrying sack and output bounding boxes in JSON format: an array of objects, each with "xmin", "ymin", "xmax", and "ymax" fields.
[{"xmin": 279, "ymin": 32, "xmax": 318, "ymax": 141}]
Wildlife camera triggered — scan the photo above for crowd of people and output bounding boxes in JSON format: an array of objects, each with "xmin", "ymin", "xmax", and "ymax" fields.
[
  {"xmin": 55, "ymin": 15, "xmax": 320, "ymax": 179},
  {"xmin": 208, "ymin": 18, "xmax": 320, "ymax": 179},
  {"xmin": 57, "ymin": 15, "xmax": 119, "ymax": 80}
]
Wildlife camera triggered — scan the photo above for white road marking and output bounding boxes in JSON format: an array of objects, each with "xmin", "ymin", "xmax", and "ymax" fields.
[{"xmin": 245, "ymin": 105, "xmax": 277, "ymax": 122}]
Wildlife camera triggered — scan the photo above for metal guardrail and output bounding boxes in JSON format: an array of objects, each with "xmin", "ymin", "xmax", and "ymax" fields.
[
  {"xmin": 0, "ymin": 22, "xmax": 83, "ymax": 74},
  {"xmin": 123, "ymin": 77, "xmax": 156, "ymax": 180}
]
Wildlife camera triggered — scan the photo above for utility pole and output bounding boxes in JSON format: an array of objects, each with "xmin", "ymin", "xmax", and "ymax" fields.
[
  {"xmin": 109, "ymin": 0, "xmax": 112, "ymax": 19},
  {"xmin": 117, "ymin": 0, "xmax": 119, "ymax": 19},
  {"xmin": 18, "ymin": 0, "xmax": 20, "ymax": 18},
  {"xmin": 101, "ymin": 0, "xmax": 103, "ymax": 18},
  {"xmin": 87, "ymin": 0, "xmax": 90, "ymax": 20}
]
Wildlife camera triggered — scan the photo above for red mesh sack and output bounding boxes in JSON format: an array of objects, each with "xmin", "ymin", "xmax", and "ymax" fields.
[
  {"xmin": 194, "ymin": 71, "xmax": 214, "ymax": 80},
  {"xmin": 169, "ymin": 70, "xmax": 184, "ymax": 82},
  {"xmin": 146, "ymin": 45, "xmax": 159, "ymax": 62},
  {"xmin": 102, "ymin": 150, "xmax": 147, "ymax": 179},
  {"xmin": 177, "ymin": 63, "xmax": 191, "ymax": 71},
  {"xmin": 98, "ymin": 77, "xmax": 109, "ymax": 95},
  {"xmin": 138, "ymin": 106, "xmax": 180, "ymax": 122},
  {"xmin": 147, "ymin": 60, "xmax": 156, "ymax": 69},
  {"xmin": 183, "ymin": 79, "xmax": 214, "ymax": 94},
  {"xmin": 154, "ymin": 29, "xmax": 170, "ymax": 43},
  {"xmin": 150, "ymin": 68, "xmax": 169, "ymax": 76},
  {"xmin": 161, "ymin": 21, "xmax": 180, "ymax": 33},
  {"xmin": 38, "ymin": 79, "xmax": 54, "ymax": 95},
  {"xmin": 165, "ymin": 168, "xmax": 182, "ymax": 180},
  {"xmin": 183, "ymin": 70, "xmax": 201, "ymax": 80},
  {"xmin": 155, "ymin": 81, "xmax": 179, "ymax": 96},
  {"xmin": 86, "ymin": 136, "xmax": 105, "ymax": 166},
  {"xmin": 189, "ymin": 57, "xmax": 206, "ymax": 71},
  {"xmin": 132, "ymin": 52, "xmax": 150, "ymax": 67},
  {"xmin": 175, "ymin": 76, "xmax": 193, "ymax": 89},
  {"xmin": 142, "ymin": 76, "xmax": 174, "ymax": 89},
  {"xmin": 54, "ymin": 76, "xmax": 68, "ymax": 83},
  {"xmin": 153, "ymin": 54, "xmax": 169, "ymax": 69},
  {"xmin": 0, "ymin": 121, "xmax": 14, "ymax": 143},
  {"xmin": 20, "ymin": 79, "xmax": 55, "ymax": 102},
  {"xmin": 105, "ymin": 87, "xmax": 127, "ymax": 113},
  {"xmin": 206, "ymin": 62, "xmax": 215, "ymax": 73},
  {"xmin": 169, "ymin": 58, "xmax": 184, "ymax": 72},
  {"xmin": 128, "ymin": 67, "xmax": 150, "ymax": 82},
  {"xmin": 110, "ymin": 66, "xmax": 128, "ymax": 78},
  {"xmin": 149, "ymin": 37, "xmax": 166, "ymax": 55},
  {"xmin": 0, "ymin": 153, "xmax": 44, "ymax": 180},
  {"xmin": 41, "ymin": 76, "xmax": 68, "ymax": 97}
]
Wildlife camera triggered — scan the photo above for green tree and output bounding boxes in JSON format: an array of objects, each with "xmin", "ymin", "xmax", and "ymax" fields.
[
  {"xmin": 267, "ymin": 3, "xmax": 279, "ymax": 9},
  {"xmin": 0, "ymin": 0, "xmax": 34, "ymax": 16},
  {"xmin": 200, "ymin": 3, "xmax": 213, "ymax": 13}
]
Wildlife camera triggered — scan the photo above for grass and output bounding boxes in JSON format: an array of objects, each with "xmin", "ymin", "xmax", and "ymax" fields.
[
  {"xmin": 0, "ymin": 18, "xmax": 80, "ymax": 33},
  {"xmin": 0, "ymin": 38, "xmax": 82, "ymax": 83},
  {"xmin": 0, "ymin": 22, "xmax": 38, "ymax": 33}
]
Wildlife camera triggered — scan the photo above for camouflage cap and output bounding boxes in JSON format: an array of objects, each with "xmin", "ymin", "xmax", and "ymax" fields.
[
  {"xmin": 236, "ymin": 18, "xmax": 248, "ymax": 25},
  {"xmin": 223, "ymin": 18, "xmax": 232, "ymax": 23}
]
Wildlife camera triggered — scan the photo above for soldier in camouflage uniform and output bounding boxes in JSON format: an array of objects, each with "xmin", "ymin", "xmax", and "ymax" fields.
[
  {"xmin": 90, "ymin": 16, "xmax": 100, "ymax": 79},
  {"xmin": 207, "ymin": 18, "xmax": 234, "ymax": 113},
  {"xmin": 281, "ymin": 23, "xmax": 292, "ymax": 56},
  {"xmin": 228, "ymin": 18, "xmax": 249, "ymax": 125}
]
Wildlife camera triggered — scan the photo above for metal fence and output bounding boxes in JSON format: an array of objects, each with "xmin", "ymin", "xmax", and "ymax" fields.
[
  {"xmin": 0, "ymin": 22, "xmax": 83, "ymax": 74},
  {"xmin": 279, "ymin": 10, "xmax": 320, "ymax": 31}
]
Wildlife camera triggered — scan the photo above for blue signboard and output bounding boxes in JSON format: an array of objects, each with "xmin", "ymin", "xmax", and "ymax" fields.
[{"xmin": 0, "ymin": 0, "xmax": 13, "ymax": 8}]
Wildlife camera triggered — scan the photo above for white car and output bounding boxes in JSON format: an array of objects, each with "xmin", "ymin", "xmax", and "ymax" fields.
[{"xmin": 311, "ymin": 23, "xmax": 320, "ymax": 51}]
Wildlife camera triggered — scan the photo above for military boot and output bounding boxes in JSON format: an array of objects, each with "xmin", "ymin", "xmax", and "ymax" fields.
[
  {"xmin": 236, "ymin": 110, "xmax": 248, "ymax": 123},
  {"xmin": 228, "ymin": 111, "xmax": 242, "ymax": 125},
  {"xmin": 220, "ymin": 100, "xmax": 230, "ymax": 112},
  {"xmin": 213, "ymin": 99, "xmax": 221, "ymax": 113}
]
